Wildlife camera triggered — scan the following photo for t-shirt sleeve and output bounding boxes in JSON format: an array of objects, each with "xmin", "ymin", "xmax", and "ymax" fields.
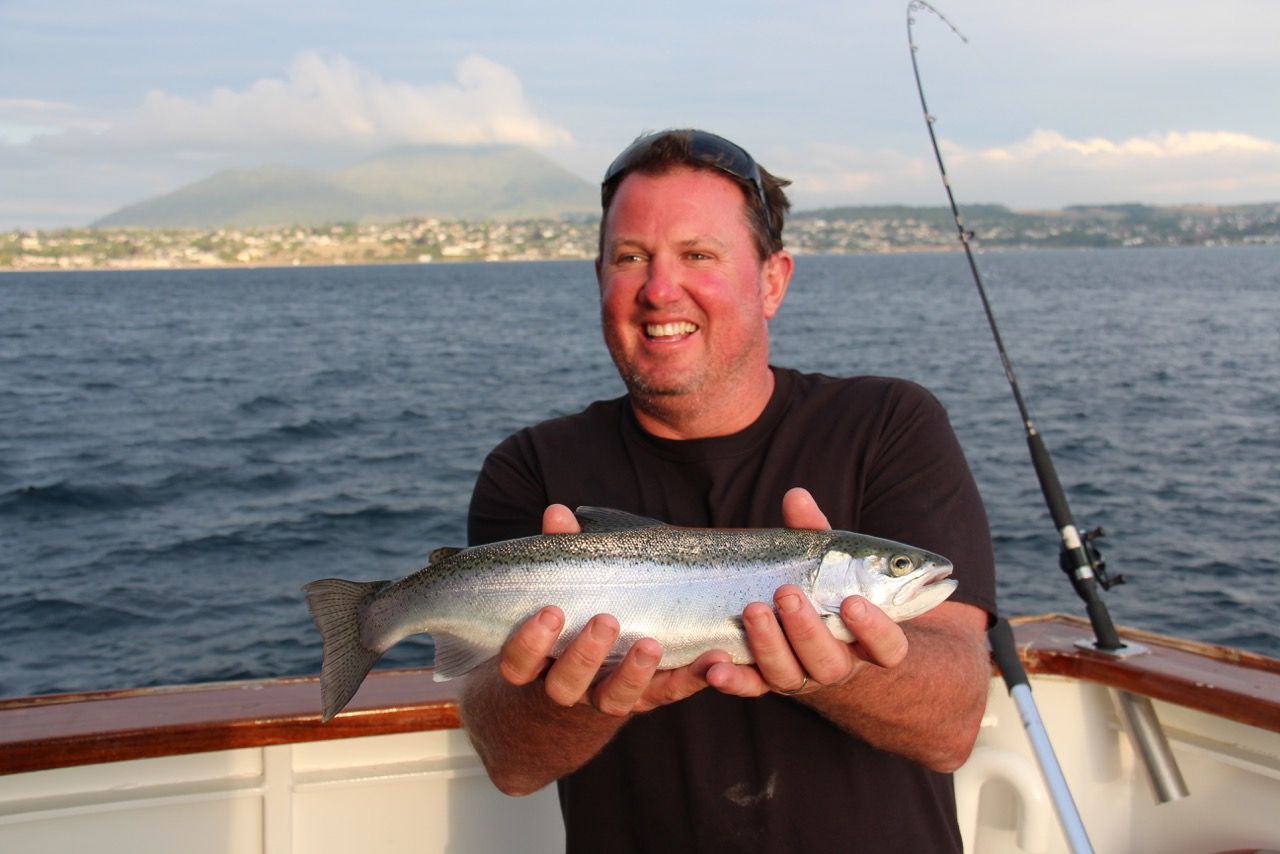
[
  {"xmin": 467, "ymin": 429, "xmax": 548, "ymax": 546},
  {"xmin": 856, "ymin": 381, "xmax": 998, "ymax": 620}
]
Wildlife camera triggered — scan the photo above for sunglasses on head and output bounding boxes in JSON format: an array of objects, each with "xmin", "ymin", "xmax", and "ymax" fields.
[{"xmin": 602, "ymin": 130, "xmax": 771, "ymax": 225}]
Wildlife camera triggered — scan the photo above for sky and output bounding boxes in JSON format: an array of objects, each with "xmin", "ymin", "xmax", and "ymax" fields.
[{"xmin": 3, "ymin": 0, "xmax": 1278, "ymax": 230}]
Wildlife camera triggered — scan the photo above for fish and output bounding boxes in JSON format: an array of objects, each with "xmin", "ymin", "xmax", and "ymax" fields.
[{"xmin": 303, "ymin": 507, "xmax": 957, "ymax": 721}]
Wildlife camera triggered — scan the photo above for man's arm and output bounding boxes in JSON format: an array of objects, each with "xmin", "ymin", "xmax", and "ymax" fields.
[
  {"xmin": 458, "ymin": 505, "xmax": 729, "ymax": 796},
  {"xmin": 704, "ymin": 488, "xmax": 991, "ymax": 772},
  {"xmin": 805, "ymin": 602, "xmax": 989, "ymax": 771}
]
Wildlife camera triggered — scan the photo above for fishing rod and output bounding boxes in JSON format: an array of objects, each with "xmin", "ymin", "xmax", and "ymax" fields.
[
  {"xmin": 905, "ymin": 1, "xmax": 1122, "ymax": 645},
  {"xmin": 904, "ymin": 0, "xmax": 1189, "ymax": 820}
]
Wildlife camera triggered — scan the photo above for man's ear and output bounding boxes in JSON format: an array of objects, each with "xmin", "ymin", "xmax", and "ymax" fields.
[{"xmin": 761, "ymin": 250, "xmax": 794, "ymax": 320}]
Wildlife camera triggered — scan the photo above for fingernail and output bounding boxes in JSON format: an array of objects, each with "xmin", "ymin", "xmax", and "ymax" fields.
[
  {"xmin": 777, "ymin": 593, "xmax": 801, "ymax": 614},
  {"xmin": 745, "ymin": 604, "xmax": 772, "ymax": 630},
  {"xmin": 846, "ymin": 597, "xmax": 867, "ymax": 620},
  {"xmin": 538, "ymin": 609, "xmax": 563, "ymax": 630},
  {"xmin": 634, "ymin": 646, "xmax": 659, "ymax": 668},
  {"xmin": 590, "ymin": 617, "xmax": 618, "ymax": 641}
]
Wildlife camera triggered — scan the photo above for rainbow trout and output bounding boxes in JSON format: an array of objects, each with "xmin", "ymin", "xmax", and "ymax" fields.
[{"xmin": 304, "ymin": 507, "xmax": 956, "ymax": 720}]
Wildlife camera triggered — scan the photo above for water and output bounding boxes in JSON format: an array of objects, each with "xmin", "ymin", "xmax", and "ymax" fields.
[{"xmin": 1, "ymin": 247, "xmax": 1276, "ymax": 698}]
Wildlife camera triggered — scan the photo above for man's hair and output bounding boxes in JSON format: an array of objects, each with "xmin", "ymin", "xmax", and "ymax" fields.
[{"xmin": 599, "ymin": 129, "xmax": 792, "ymax": 259}]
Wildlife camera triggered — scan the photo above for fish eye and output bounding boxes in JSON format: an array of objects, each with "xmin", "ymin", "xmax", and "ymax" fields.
[{"xmin": 889, "ymin": 554, "xmax": 916, "ymax": 576}]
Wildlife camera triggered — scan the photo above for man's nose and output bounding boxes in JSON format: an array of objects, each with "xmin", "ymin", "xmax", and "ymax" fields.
[{"xmin": 639, "ymin": 254, "xmax": 682, "ymax": 305}]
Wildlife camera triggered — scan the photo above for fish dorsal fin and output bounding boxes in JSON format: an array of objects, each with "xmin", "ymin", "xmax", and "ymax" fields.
[
  {"xmin": 573, "ymin": 506, "xmax": 672, "ymax": 533},
  {"xmin": 428, "ymin": 546, "xmax": 463, "ymax": 564}
]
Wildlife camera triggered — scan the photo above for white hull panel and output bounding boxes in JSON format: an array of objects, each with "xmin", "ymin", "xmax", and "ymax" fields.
[
  {"xmin": 960, "ymin": 676, "xmax": 1280, "ymax": 853},
  {"xmin": 0, "ymin": 729, "xmax": 565, "ymax": 853}
]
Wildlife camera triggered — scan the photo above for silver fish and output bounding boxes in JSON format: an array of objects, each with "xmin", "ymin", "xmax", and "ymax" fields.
[{"xmin": 303, "ymin": 507, "xmax": 956, "ymax": 721}]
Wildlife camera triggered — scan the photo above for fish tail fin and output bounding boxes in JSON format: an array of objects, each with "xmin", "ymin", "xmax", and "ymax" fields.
[{"xmin": 303, "ymin": 578, "xmax": 390, "ymax": 721}]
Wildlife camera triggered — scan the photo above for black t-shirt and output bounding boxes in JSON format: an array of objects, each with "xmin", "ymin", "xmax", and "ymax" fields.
[{"xmin": 468, "ymin": 367, "xmax": 997, "ymax": 853}]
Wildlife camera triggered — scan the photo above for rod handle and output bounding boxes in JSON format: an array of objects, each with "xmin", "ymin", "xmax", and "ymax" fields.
[{"xmin": 990, "ymin": 617, "xmax": 1028, "ymax": 692}]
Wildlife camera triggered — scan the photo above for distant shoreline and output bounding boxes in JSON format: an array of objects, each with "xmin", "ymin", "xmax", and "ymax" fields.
[
  {"xmin": 5, "ymin": 204, "xmax": 1277, "ymax": 272},
  {"xmin": 6, "ymin": 242, "xmax": 1277, "ymax": 276}
]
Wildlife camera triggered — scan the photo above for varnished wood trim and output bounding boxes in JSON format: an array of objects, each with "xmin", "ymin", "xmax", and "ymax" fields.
[
  {"xmin": 0, "ymin": 668, "xmax": 459, "ymax": 776},
  {"xmin": 2, "ymin": 615, "xmax": 1277, "ymax": 776},
  {"xmin": 1005, "ymin": 614, "xmax": 1280, "ymax": 732}
]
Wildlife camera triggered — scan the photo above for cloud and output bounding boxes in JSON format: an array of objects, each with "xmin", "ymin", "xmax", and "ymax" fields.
[
  {"xmin": 785, "ymin": 129, "xmax": 1280, "ymax": 209},
  {"xmin": 110, "ymin": 52, "xmax": 573, "ymax": 153},
  {"xmin": 946, "ymin": 130, "xmax": 1280, "ymax": 206},
  {"xmin": 970, "ymin": 129, "xmax": 1275, "ymax": 163},
  {"xmin": 0, "ymin": 98, "xmax": 108, "ymax": 144}
]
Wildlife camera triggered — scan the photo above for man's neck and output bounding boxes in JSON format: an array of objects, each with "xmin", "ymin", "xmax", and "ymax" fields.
[{"xmin": 629, "ymin": 368, "xmax": 776, "ymax": 440}]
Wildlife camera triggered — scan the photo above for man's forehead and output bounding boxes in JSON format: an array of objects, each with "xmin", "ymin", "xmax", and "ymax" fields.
[
  {"xmin": 603, "ymin": 232, "xmax": 732, "ymax": 252},
  {"xmin": 603, "ymin": 168, "xmax": 754, "ymax": 229}
]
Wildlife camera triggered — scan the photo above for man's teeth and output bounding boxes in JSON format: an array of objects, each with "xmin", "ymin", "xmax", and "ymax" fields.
[{"xmin": 646, "ymin": 321, "xmax": 698, "ymax": 338}]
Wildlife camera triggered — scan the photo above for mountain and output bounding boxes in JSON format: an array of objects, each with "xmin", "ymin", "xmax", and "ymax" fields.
[
  {"xmin": 93, "ymin": 146, "xmax": 599, "ymax": 228},
  {"xmin": 792, "ymin": 204, "xmax": 1021, "ymax": 228}
]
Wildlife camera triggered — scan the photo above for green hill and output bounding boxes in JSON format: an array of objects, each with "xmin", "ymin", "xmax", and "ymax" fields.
[{"xmin": 93, "ymin": 146, "xmax": 598, "ymax": 228}]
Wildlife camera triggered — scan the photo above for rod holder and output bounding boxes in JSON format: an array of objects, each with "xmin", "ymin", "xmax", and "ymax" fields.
[{"xmin": 1115, "ymin": 690, "xmax": 1190, "ymax": 803}]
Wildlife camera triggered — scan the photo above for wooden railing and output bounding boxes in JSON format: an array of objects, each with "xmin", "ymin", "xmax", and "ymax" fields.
[{"xmin": 3, "ymin": 614, "xmax": 1277, "ymax": 777}]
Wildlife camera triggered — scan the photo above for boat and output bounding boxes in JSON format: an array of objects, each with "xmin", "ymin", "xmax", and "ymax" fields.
[{"xmin": 2, "ymin": 613, "xmax": 1276, "ymax": 853}]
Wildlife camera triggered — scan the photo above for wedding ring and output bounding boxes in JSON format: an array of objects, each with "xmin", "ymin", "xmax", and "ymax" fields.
[{"xmin": 779, "ymin": 675, "xmax": 809, "ymax": 695}]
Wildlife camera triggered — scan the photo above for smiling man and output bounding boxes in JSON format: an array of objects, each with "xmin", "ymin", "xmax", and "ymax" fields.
[{"xmin": 461, "ymin": 129, "xmax": 997, "ymax": 853}]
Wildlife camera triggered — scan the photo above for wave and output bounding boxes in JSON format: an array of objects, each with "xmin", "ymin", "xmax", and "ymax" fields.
[
  {"xmin": 0, "ymin": 480, "xmax": 160, "ymax": 516},
  {"xmin": 255, "ymin": 415, "xmax": 366, "ymax": 442},
  {"xmin": 0, "ymin": 462, "xmax": 308, "ymax": 519},
  {"xmin": 0, "ymin": 593, "xmax": 163, "ymax": 635},
  {"xmin": 150, "ymin": 464, "xmax": 299, "ymax": 496},
  {"xmin": 236, "ymin": 394, "xmax": 295, "ymax": 415}
]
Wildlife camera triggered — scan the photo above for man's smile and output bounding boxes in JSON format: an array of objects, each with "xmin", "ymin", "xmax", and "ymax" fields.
[{"xmin": 644, "ymin": 321, "xmax": 699, "ymax": 341}]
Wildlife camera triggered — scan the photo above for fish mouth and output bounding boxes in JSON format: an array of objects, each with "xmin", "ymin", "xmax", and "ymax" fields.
[
  {"xmin": 645, "ymin": 321, "xmax": 699, "ymax": 341},
  {"xmin": 891, "ymin": 563, "xmax": 955, "ymax": 607}
]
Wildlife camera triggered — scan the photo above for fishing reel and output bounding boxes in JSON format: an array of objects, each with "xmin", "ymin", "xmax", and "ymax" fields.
[{"xmin": 1059, "ymin": 526, "xmax": 1127, "ymax": 591}]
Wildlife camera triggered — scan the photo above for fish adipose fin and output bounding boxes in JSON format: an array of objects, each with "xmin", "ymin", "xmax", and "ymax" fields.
[
  {"xmin": 574, "ymin": 507, "xmax": 671, "ymax": 533},
  {"xmin": 303, "ymin": 578, "xmax": 390, "ymax": 721},
  {"xmin": 432, "ymin": 632, "xmax": 501, "ymax": 681},
  {"xmin": 428, "ymin": 546, "xmax": 463, "ymax": 564}
]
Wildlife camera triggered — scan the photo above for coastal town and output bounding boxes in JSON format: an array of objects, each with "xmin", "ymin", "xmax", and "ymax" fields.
[{"xmin": 3, "ymin": 203, "xmax": 1277, "ymax": 271}]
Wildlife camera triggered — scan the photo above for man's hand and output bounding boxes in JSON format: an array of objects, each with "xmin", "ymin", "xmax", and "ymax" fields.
[
  {"xmin": 705, "ymin": 487, "xmax": 911, "ymax": 698},
  {"xmin": 492, "ymin": 504, "xmax": 724, "ymax": 716}
]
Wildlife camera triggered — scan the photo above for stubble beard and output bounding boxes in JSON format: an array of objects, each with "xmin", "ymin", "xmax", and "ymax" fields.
[{"xmin": 607, "ymin": 336, "xmax": 761, "ymax": 423}]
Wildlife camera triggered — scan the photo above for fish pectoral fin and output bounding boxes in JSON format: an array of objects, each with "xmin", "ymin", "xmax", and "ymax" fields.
[
  {"xmin": 427, "ymin": 546, "xmax": 463, "ymax": 565},
  {"xmin": 821, "ymin": 613, "xmax": 855, "ymax": 644},
  {"xmin": 573, "ymin": 506, "xmax": 672, "ymax": 533},
  {"xmin": 431, "ymin": 633, "xmax": 500, "ymax": 681}
]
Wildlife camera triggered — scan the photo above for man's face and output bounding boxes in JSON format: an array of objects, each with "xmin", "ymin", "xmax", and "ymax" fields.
[{"xmin": 596, "ymin": 166, "xmax": 791, "ymax": 409}]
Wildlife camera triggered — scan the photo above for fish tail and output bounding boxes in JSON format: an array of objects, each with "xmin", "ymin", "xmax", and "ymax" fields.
[{"xmin": 303, "ymin": 578, "xmax": 390, "ymax": 721}]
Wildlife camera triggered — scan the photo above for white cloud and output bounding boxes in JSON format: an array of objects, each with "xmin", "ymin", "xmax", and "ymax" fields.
[
  {"xmin": 113, "ymin": 52, "xmax": 573, "ymax": 152},
  {"xmin": 0, "ymin": 98, "xmax": 108, "ymax": 143},
  {"xmin": 945, "ymin": 130, "xmax": 1280, "ymax": 206},
  {"xmin": 784, "ymin": 129, "xmax": 1280, "ymax": 209}
]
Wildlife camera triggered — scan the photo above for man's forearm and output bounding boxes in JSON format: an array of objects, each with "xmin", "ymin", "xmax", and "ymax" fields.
[
  {"xmin": 800, "ymin": 605, "xmax": 990, "ymax": 772},
  {"xmin": 459, "ymin": 661, "xmax": 629, "ymax": 796}
]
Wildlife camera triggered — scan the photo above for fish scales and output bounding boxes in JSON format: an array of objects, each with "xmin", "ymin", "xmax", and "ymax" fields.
[{"xmin": 303, "ymin": 507, "xmax": 956, "ymax": 721}]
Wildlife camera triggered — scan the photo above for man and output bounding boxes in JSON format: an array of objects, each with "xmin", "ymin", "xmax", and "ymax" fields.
[{"xmin": 461, "ymin": 129, "xmax": 996, "ymax": 852}]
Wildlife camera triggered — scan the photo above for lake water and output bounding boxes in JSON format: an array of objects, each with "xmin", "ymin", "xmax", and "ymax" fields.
[{"xmin": 1, "ymin": 246, "xmax": 1277, "ymax": 698}]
